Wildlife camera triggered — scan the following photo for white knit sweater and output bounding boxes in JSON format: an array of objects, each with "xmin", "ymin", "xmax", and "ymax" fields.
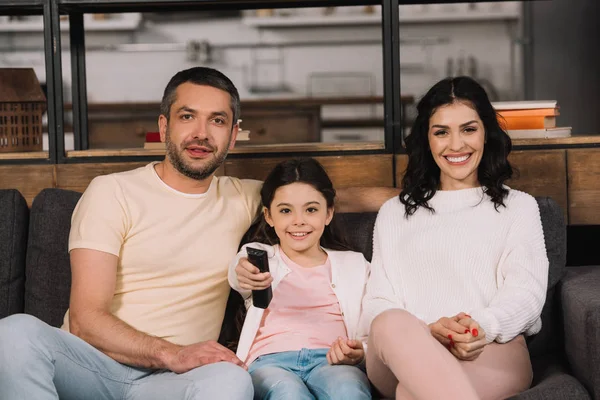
[{"xmin": 361, "ymin": 187, "xmax": 549, "ymax": 343}]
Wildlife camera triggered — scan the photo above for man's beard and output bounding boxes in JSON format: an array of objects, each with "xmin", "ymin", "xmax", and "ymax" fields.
[{"xmin": 165, "ymin": 127, "xmax": 230, "ymax": 181}]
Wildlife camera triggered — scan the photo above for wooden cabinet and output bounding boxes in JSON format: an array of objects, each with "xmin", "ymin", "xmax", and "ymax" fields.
[
  {"xmin": 237, "ymin": 105, "xmax": 321, "ymax": 145},
  {"xmin": 507, "ymin": 150, "xmax": 568, "ymax": 220},
  {"xmin": 225, "ymin": 154, "xmax": 392, "ymax": 187},
  {"xmin": 567, "ymin": 149, "xmax": 600, "ymax": 225},
  {"xmin": 2, "ymin": 141, "xmax": 600, "ymax": 225}
]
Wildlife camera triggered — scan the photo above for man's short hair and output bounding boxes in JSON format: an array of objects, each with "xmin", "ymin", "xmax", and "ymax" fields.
[{"xmin": 160, "ymin": 67, "xmax": 241, "ymax": 127}]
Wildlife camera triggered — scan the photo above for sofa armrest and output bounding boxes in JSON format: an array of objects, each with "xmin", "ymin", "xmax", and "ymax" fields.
[{"xmin": 560, "ymin": 266, "xmax": 600, "ymax": 400}]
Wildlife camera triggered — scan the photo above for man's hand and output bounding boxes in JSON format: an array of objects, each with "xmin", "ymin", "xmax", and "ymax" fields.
[
  {"xmin": 164, "ymin": 340, "xmax": 246, "ymax": 374},
  {"xmin": 429, "ymin": 313, "xmax": 487, "ymax": 361},
  {"xmin": 235, "ymin": 257, "xmax": 272, "ymax": 291},
  {"xmin": 326, "ymin": 338, "xmax": 365, "ymax": 366}
]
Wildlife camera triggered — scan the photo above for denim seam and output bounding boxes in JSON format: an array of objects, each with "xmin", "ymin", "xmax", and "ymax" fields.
[{"xmin": 54, "ymin": 350, "xmax": 135, "ymax": 385}]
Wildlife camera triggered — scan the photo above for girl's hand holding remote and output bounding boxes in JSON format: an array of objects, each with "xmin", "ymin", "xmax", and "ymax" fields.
[{"xmin": 235, "ymin": 257, "xmax": 273, "ymax": 291}]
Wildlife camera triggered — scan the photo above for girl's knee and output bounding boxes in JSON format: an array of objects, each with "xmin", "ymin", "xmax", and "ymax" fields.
[{"xmin": 309, "ymin": 366, "xmax": 371, "ymax": 400}]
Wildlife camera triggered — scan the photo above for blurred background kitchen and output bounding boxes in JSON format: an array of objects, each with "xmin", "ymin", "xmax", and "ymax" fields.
[{"xmin": 1, "ymin": 0, "xmax": 598, "ymax": 150}]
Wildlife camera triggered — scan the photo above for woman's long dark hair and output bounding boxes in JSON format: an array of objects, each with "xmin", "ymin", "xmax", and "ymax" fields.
[
  {"xmin": 401, "ymin": 76, "xmax": 514, "ymax": 217},
  {"xmin": 248, "ymin": 157, "xmax": 351, "ymax": 251}
]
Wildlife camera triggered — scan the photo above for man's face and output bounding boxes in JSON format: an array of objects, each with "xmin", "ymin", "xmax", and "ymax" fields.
[{"xmin": 159, "ymin": 83, "xmax": 238, "ymax": 181}]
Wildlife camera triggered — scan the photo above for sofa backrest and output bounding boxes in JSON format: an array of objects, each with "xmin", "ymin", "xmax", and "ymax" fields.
[
  {"xmin": 17, "ymin": 189, "xmax": 566, "ymax": 360},
  {"xmin": 0, "ymin": 189, "xmax": 28, "ymax": 319},
  {"xmin": 24, "ymin": 188, "xmax": 81, "ymax": 327},
  {"xmin": 527, "ymin": 197, "xmax": 567, "ymax": 359}
]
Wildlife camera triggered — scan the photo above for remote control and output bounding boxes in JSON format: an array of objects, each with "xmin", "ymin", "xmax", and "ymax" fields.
[{"xmin": 246, "ymin": 247, "xmax": 273, "ymax": 309}]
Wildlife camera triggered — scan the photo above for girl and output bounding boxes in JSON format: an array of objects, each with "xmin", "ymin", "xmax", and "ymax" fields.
[
  {"xmin": 361, "ymin": 76, "xmax": 549, "ymax": 400},
  {"xmin": 228, "ymin": 158, "xmax": 371, "ymax": 400}
]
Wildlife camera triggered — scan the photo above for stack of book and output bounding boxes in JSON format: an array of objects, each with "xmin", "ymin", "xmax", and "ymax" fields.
[
  {"xmin": 492, "ymin": 100, "xmax": 572, "ymax": 139},
  {"xmin": 143, "ymin": 121, "xmax": 250, "ymax": 150}
]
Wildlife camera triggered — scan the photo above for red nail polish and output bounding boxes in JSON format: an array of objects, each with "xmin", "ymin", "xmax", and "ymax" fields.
[
  {"xmin": 472, "ymin": 329, "xmax": 479, "ymax": 337},
  {"xmin": 465, "ymin": 329, "xmax": 470, "ymax": 334}
]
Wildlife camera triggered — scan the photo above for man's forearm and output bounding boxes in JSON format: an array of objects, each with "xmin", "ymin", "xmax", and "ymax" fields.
[
  {"xmin": 70, "ymin": 310, "xmax": 179, "ymax": 370},
  {"xmin": 336, "ymin": 187, "xmax": 400, "ymax": 213}
]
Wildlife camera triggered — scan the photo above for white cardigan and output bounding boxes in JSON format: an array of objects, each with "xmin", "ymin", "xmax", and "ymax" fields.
[{"xmin": 228, "ymin": 242, "xmax": 370, "ymax": 363}]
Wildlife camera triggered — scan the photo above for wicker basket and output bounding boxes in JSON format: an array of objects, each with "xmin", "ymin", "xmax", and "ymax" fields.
[{"xmin": 0, "ymin": 68, "xmax": 46, "ymax": 152}]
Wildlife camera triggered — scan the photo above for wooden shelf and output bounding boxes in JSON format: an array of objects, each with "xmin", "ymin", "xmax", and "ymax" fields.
[
  {"xmin": 398, "ymin": 8, "xmax": 520, "ymax": 24},
  {"xmin": 243, "ymin": 14, "xmax": 382, "ymax": 28},
  {"xmin": 0, "ymin": 151, "xmax": 48, "ymax": 160},
  {"xmin": 512, "ymin": 135, "xmax": 600, "ymax": 147},
  {"xmin": 66, "ymin": 141, "xmax": 385, "ymax": 158},
  {"xmin": 0, "ymin": 13, "xmax": 141, "ymax": 32},
  {"xmin": 63, "ymin": 96, "xmax": 412, "ymax": 111},
  {"xmin": 242, "ymin": 8, "xmax": 520, "ymax": 28}
]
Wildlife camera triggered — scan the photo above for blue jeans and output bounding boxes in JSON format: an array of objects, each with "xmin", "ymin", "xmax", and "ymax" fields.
[
  {"xmin": 0, "ymin": 314, "xmax": 254, "ymax": 400},
  {"xmin": 248, "ymin": 348, "xmax": 371, "ymax": 400}
]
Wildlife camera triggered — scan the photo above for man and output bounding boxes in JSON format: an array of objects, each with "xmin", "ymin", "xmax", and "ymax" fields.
[{"xmin": 0, "ymin": 67, "xmax": 397, "ymax": 399}]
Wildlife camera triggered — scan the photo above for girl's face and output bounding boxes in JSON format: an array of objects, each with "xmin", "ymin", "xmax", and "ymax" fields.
[
  {"xmin": 264, "ymin": 182, "xmax": 333, "ymax": 259},
  {"xmin": 428, "ymin": 101, "xmax": 485, "ymax": 191}
]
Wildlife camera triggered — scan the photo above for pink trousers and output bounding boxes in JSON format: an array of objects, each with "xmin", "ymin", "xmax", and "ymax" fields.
[{"xmin": 366, "ymin": 309, "xmax": 533, "ymax": 400}]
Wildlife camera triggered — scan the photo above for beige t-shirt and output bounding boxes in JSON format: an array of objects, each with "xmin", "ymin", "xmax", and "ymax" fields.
[{"xmin": 62, "ymin": 162, "xmax": 262, "ymax": 345}]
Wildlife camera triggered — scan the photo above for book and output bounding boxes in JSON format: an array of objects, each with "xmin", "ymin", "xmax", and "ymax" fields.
[
  {"xmin": 145, "ymin": 132, "xmax": 161, "ymax": 142},
  {"xmin": 500, "ymin": 115, "xmax": 556, "ymax": 130},
  {"xmin": 498, "ymin": 108, "xmax": 559, "ymax": 117},
  {"xmin": 144, "ymin": 142, "xmax": 165, "ymax": 150},
  {"xmin": 492, "ymin": 100, "xmax": 558, "ymax": 111},
  {"xmin": 507, "ymin": 127, "xmax": 571, "ymax": 139}
]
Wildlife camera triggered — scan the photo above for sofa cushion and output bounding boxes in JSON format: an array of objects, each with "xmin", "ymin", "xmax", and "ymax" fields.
[
  {"xmin": 24, "ymin": 188, "xmax": 81, "ymax": 327},
  {"xmin": 332, "ymin": 212, "xmax": 377, "ymax": 262},
  {"xmin": 527, "ymin": 197, "xmax": 567, "ymax": 360},
  {"xmin": 0, "ymin": 189, "xmax": 29, "ymax": 319},
  {"xmin": 510, "ymin": 356, "xmax": 590, "ymax": 399},
  {"xmin": 560, "ymin": 266, "xmax": 600, "ymax": 400}
]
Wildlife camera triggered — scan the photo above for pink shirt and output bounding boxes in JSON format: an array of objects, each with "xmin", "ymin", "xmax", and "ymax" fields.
[{"xmin": 246, "ymin": 249, "xmax": 348, "ymax": 364}]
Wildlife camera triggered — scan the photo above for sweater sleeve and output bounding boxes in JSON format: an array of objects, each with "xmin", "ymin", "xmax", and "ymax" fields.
[
  {"xmin": 469, "ymin": 198, "xmax": 549, "ymax": 343},
  {"xmin": 359, "ymin": 206, "xmax": 406, "ymax": 338}
]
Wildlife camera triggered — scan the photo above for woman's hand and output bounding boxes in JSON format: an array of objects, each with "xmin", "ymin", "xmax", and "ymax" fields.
[
  {"xmin": 326, "ymin": 338, "xmax": 365, "ymax": 365},
  {"xmin": 235, "ymin": 257, "xmax": 273, "ymax": 291},
  {"xmin": 451, "ymin": 314, "xmax": 487, "ymax": 361},
  {"xmin": 429, "ymin": 313, "xmax": 487, "ymax": 361}
]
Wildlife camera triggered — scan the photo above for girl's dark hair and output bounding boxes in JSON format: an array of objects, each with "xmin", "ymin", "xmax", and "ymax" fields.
[
  {"xmin": 249, "ymin": 157, "xmax": 351, "ymax": 251},
  {"xmin": 401, "ymin": 76, "xmax": 514, "ymax": 216}
]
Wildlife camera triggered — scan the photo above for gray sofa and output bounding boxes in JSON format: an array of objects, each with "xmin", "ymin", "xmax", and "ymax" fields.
[{"xmin": 0, "ymin": 187, "xmax": 598, "ymax": 399}]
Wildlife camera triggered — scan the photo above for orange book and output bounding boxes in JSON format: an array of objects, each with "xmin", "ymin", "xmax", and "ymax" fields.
[
  {"xmin": 498, "ymin": 115, "xmax": 556, "ymax": 130},
  {"xmin": 498, "ymin": 108, "xmax": 559, "ymax": 117}
]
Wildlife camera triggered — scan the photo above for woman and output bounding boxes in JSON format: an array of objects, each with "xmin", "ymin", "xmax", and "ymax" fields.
[{"xmin": 361, "ymin": 76, "xmax": 549, "ymax": 400}]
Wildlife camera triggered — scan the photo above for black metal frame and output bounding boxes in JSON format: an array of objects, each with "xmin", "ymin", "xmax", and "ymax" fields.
[
  {"xmin": 0, "ymin": 0, "xmax": 50, "ymax": 164},
  {"xmin": 59, "ymin": 0, "xmax": 404, "ymax": 165},
  {"xmin": 69, "ymin": 12, "xmax": 89, "ymax": 151},
  {"xmin": 2, "ymin": 0, "xmax": 555, "ymax": 166}
]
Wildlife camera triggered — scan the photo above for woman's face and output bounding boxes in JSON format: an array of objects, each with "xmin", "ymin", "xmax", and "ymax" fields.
[{"xmin": 428, "ymin": 101, "xmax": 485, "ymax": 191}]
